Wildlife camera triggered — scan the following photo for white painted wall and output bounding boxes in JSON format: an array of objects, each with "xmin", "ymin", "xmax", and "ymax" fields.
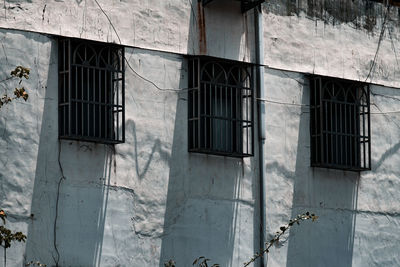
[
  {"xmin": 263, "ymin": 67, "xmax": 400, "ymax": 267},
  {"xmin": 263, "ymin": 0, "xmax": 400, "ymax": 88},
  {"xmin": 0, "ymin": 28, "xmax": 258, "ymax": 267},
  {"xmin": 1, "ymin": 0, "xmax": 400, "ymax": 266},
  {"xmin": 0, "ymin": 0, "xmax": 255, "ymax": 63}
]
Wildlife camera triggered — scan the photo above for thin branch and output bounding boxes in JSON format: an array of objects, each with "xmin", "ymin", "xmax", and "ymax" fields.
[{"xmin": 244, "ymin": 212, "xmax": 318, "ymax": 267}]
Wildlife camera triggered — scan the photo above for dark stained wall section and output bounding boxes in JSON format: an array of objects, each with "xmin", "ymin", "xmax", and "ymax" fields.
[{"xmin": 264, "ymin": 0, "xmax": 400, "ymax": 32}]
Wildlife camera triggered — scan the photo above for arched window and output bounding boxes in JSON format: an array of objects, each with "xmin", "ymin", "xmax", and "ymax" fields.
[
  {"xmin": 310, "ymin": 76, "xmax": 370, "ymax": 171},
  {"xmin": 58, "ymin": 38, "xmax": 125, "ymax": 144},
  {"xmin": 188, "ymin": 57, "xmax": 254, "ymax": 157}
]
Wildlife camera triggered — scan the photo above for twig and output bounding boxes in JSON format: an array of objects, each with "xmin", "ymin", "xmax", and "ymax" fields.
[{"xmin": 244, "ymin": 212, "xmax": 318, "ymax": 267}]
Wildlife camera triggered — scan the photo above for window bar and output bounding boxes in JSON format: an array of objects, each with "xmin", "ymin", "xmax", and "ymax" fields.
[
  {"xmin": 93, "ymin": 67, "xmax": 96, "ymax": 139},
  {"xmin": 208, "ymin": 65, "xmax": 212, "ymax": 150},
  {"xmin": 356, "ymin": 88, "xmax": 360, "ymax": 168},
  {"xmin": 318, "ymin": 79, "xmax": 324, "ymax": 166},
  {"xmin": 251, "ymin": 67, "xmax": 254, "ymax": 156},
  {"xmin": 323, "ymin": 100, "xmax": 327, "ymax": 165},
  {"xmin": 239, "ymin": 74, "xmax": 243, "ymax": 154},
  {"xmin": 335, "ymin": 92, "xmax": 338, "ymax": 165},
  {"xmin": 362, "ymin": 88, "xmax": 366, "ymax": 168},
  {"xmin": 219, "ymin": 84, "xmax": 222, "ymax": 152},
  {"xmin": 193, "ymin": 60, "xmax": 197, "ymax": 149},
  {"xmin": 122, "ymin": 48, "xmax": 126, "ymax": 142},
  {"xmin": 225, "ymin": 84, "xmax": 228, "ymax": 152},
  {"xmin": 239, "ymin": 69, "xmax": 242, "ymax": 154},
  {"xmin": 75, "ymin": 65, "xmax": 78, "ymax": 136},
  {"xmin": 192, "ymin": 60, "xmax": 196, "ymax": 148},
  {"xmin": 349, "ymin": 102, "xmax": 353, "ymax": 168},
  {"xmin": 115, "ymin": 58, "xmax": 119, "ymax": 141},
  {"xmin": 367, "ymin": 85, "xmax": 371, "ymax": 169},
  {"xmin": 230, "ymin": 83, "xmax": 233, "ymax": 153},
  {"xmin": 82, "ymin": 48, "xmax": 85, "ymax": 137},
  {"xmin": 236, "ymin": 78, "xmax": 239, "ymax": 153},
  {"xmin": 99, "ymin": 68, "xmax": 102, "ymax": 139},
  {"xmin": 62, "ymin": 41, "xmax": 66, "ymax": 136},
  {"xmin": 246, "ymin": 73, "xmax": 249, "ymax": 155},
  {"xmin": 344, "ymin": 99, "xmax": 348, "ymax": 167},
  {"xmin": 339, "ymin": 103, "xmax": 343, "ymax": 165},
  {"xmin": 329, "ymin": 97, "xmax": 333, "ymax": 165},
  {"xmin": 87, "ymin": 63, "xmax": 90, "ymax": 137},
  {"xmin": 311, "ymin": 78, "xmax": 316, "ymax": 163},
  {"xmin": 197, "ymin": 60, "xmax": 201, "ymax": 151},
  {"xmin": 68, "ymin": 40, "xmax": 71, "ymax": 137},
  {"xmin": 105, "ymin": 67, "xmax": 108, "ymax": 140}
]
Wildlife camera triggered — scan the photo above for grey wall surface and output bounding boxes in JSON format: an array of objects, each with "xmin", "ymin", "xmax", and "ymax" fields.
[
  {"xmin": 1, "ymin": 0, "xmax": 400, "ymax": 266},
  {"xmin": 263, "ymin": 67, "xmax": 400, "ymax": 267},
  {"xmin": 0, "ymin": 0, "xmax": 255, "ymax": 63},
  {"xmin": 0, "ymin": 29, "xmax": 258, "ymax": 266},
  {"xmin": 263, "ymin": 0, "xmax": 400, "ymax": 88}
]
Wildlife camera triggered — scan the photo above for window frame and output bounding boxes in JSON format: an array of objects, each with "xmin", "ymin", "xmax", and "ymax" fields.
[
  {"xmin": 58, "ymin": 38, "xmax": 125, "ymax": 144},
  {"xmin": 309, "ymin": 75, "xmax": 371, "ymax": 171},
  {"xmin": 188, "ymin": 56, "xmax": 254, "ymax": 158}
]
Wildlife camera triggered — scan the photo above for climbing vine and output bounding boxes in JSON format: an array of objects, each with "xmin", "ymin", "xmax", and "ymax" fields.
[{"xmin": 0, "ymin": 66, "xmax": 30, "ymax": 267}]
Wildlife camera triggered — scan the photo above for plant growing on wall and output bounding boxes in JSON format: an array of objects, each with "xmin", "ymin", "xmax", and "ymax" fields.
[
  {"xmin": 164, "ymin": 212, "xmax": 318, "ymax": 267},
  {"xmin": 0, "ymin": 210, "xmax": 27, "ymax": 267},
  {"xmin": 0, "ymin": 66, "xmax": 29, "ymax": 108},
  {"xmin": 244, "ymin": 212, "xmax": 318, "ymax": 266},
  {"xmin": 0, "ymin": 66, "xmax": 30, "ymax": 267}
]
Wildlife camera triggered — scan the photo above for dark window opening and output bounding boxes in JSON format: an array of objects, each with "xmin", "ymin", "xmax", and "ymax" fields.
[
  {"xmin": 310, "ymin": 76, "xmax": 371, "ymax": 171},
  {"xmin": 188, "ymin": 57, "xmax": 254, "ymax": 157},
  {"xmin": 58, "ymin": 38, "xmax": 125, "ymax": 144},
  {"xmin": 200, "ymin": 0, "xmax": 265, "ymax": 13}
]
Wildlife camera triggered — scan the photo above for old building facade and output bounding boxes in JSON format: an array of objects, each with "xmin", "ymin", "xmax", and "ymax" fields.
[{"xmin": 0, "ymin": 0, "xmax": 399, "ymax": 266}]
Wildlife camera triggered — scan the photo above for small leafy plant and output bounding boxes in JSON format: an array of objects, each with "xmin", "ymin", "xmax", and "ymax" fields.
[
  {"xmin": 0, "ymin": 66, "xmax": 30, "ymax": 108},
  {"xmin": 0, "ymin": 210, "xmax": 27, "ymax": 266},
  {"xmin": 0, "ymin": 210, "xmax": 26, "ymax": 249}
]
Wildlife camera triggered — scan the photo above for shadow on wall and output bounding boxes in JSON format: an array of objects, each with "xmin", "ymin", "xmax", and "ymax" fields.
[
  {"xmin": 25, "ymin": 38, "xmax": 114, "ymax": 266},
  {"xmin": 159, "ymin": 2, "xmax": 258, "ymax": 266},
  {"xmin": 158, "ymin": 70, "xmax": 249, "ymax": 267},
  {"xmin": 285, "ymin": 76, "xmax": 359, "ymax": 267}
]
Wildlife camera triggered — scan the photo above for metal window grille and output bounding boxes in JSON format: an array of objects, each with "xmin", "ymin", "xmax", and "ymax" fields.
[
  {"xmin": 310, "ymin": 76, "xmax": 371, "ymax": 171},
  {"xmin": 188, "ymin": 57, "xmax": 254, "ymax": 157},
  {"xmin": 58, "ymin": 38, "xmax": 125, "ymax": 144}
]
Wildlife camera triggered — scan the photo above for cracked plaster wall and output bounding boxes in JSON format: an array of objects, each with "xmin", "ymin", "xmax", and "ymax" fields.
[
  {"xmin": 1, "ymin": 0, "xmax": 400, "ymax": 267},
  {"xmin": 263, "ymin": 0, "xmax": 400, "ymax": 88},
  {"xmin": 0, "ymin": 28, "xmax": 258, "ymax": 266},
  {"xmin": 263, "ymin": 67, "xmax": 400, "ymax": 267},
  {"xmin": 1, "ymin": 0, "xmax": 400, "ymax": 88},
  {"xmin": 0, "ymin": 0, "xmax": 255, "ymax": 63}
]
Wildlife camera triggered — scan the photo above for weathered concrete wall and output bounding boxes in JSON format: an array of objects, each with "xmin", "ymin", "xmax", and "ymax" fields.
[
  {"xmin": 2, "ymin": 1, "xmax": 400, "ymax": 267},
  {"xmin": 0, "ymin": 0, "xmax": 255, "ymax": 63},
  {"xmin": 263, "ymin": 67, "xmax": 400, "ymax": 267},
  {"xmin": 0, "ymin": 29, "xmax": 258, "ymax": 266},
  {"xmin": 2, "ymin": 0, "xmax": 399, "ymax": 87},
  {"xmin": 263, "ymin": 0, "xmax": 400, "ymax": 88}
]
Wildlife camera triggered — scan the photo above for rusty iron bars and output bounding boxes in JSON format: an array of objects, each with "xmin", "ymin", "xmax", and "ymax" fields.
[
  {"xmin": 310, "ymin": 76, "xmax": 371, "ymax": 171},
  {"xmin": 58, "ymin": 38, "xmax": 125, "ymax": 144},
  {"xmin": 200, "ymin": 0, "xmax": 265, "ymax": 13},
  {"xmin": 188, "ymin": 57, "xmax": 254, "ymax": 158}
]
